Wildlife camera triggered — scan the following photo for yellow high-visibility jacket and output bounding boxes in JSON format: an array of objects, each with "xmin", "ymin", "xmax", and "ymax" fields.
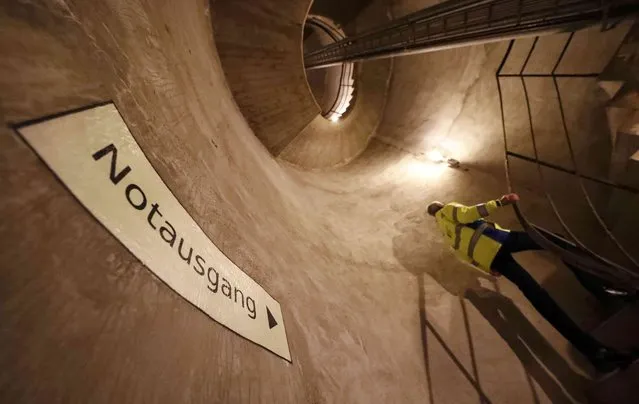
[{"xmin": 435, "ymin": 200, "xmax": 510, "ymax": 273}]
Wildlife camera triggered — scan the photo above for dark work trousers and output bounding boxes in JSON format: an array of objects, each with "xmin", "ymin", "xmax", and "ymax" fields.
[{"xmin": 491, "ymin": 231, "xmax": 607, "ymax": 359}]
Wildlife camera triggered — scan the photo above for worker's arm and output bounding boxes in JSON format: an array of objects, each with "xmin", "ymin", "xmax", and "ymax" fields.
[{"xmin": 440, "ymin": 194, "xmax": 519, "ymax": 224}]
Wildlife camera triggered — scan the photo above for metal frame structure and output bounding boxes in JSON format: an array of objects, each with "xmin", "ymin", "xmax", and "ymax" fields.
[
  {"xmin": 305, "ymin": 0, "xmax": 639, "ymax": 70},
  {"xmin": 305, "ymin": 16, "xmax": 356, "ymax": 121},
  {"xmin": 325, "ymin": 61, "xmax": 355, "ymax": 121},
  {"xmin": 496, "ymin": 31, "xmax": 639, "ymax": 288}
]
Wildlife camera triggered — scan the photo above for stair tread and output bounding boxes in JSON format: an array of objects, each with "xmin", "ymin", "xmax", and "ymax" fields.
[
  {"xmin": 608, "ymin": 88, "xmax": 639, "ymax": 110},
  {"xmin": 598, "ymin": 80, "xmax": 625, "ymax": 99},
  {"xmin": 605, "ymin": 107, "xmax": 635, "ymax": 145},
  {"xmin": 618, "ymin": 110, "xmax": 639, "ymax": 136}
]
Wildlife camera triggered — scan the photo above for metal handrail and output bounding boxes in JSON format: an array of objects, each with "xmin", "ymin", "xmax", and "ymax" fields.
[
  {"xmin": 512, "ymin": 36, "xmax": 628, "ymax": 273},
  {"xmin": 305, "ymin": 0, "xmax": 639, "ymax": 69},
  {"xmin": 550, "ymin": 34, "xmax": 639, "ymax": 269},
  {"xmin": 306, "ymin": 16, "xmax": 356, "ymax": 120},
  {"xmin": 496, "ymin": 30, "xmax": 639, "ymax": 288}
]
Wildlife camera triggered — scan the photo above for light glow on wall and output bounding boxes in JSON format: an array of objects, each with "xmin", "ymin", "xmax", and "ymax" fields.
[
  {"xmin": 426, "ymin": 149, "xmax": 446, "ymax": 163},
  {"xmin": 404, "ymin": 158, "xmax": 447, "ymax": 179},
  {"xmin": 441, "ymin": 138, "xmax": 461, "ymax": 156}
]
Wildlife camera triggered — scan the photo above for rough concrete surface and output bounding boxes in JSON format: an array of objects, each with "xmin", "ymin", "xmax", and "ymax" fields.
[
  {"xmin": 375, "ymin": 15, "xmax": 636, "ymax": 266},
  {"xmin": 377, "ymin": 21, "xmax": 631, "ymax": 178},
  {"xmin": 282, "ymin": 1, "xmax": 393, "ymax": 169},
  {"xmin": 280, "ymin": 57, "xmax": 392, "ymax": 168},
  {"xmin": 215, "ymin": 0, "xmax": 392, "ymax": 169},
  {"xmin": 213, "ymin": 0, "xmax": 321, "ymax": 155},
  {"xmin": 0, "ymin": 0, "xmax": 635, "ymax": 403}
]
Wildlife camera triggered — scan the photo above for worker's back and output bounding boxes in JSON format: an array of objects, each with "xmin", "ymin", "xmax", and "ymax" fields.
[{"xmin": 434, "ymin": 201, "xmax": 509, "ymax": 272}]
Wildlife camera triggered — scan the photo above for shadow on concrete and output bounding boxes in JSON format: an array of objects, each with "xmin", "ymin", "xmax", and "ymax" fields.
[
  {"xmin": 540, "ymin": 264, "xmax": 607, "ymax": 332},
  {"xmin": 416, "ymin": 274, "xmax": 494, "ymax": 404},
  {"xmin": 393, "ymin": 209, "xmax": 590, "ymax": 404},
  {"xmin": 466, "ymin": 287, "xmax": 589, "ymax": 404}
]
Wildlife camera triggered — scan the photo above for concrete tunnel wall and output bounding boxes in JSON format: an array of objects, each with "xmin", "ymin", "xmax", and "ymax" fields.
[
  {"xmin": 1, "ymin": 1, "xmax": 427, "ymax": 402},
  {"xmin": 379, "ymin": 0, "xmax": 630, "ymax": 180},
  {"xmin": 280, "ymin": 0, "xmax": 394, "ymax": 169},
  {"xmin": 377, "ymin": 15, "xmax": 629, "ymax": 178},
  {"xmin": 0, "ymin": 0, "xmax": 635, "ymax": 403},
  {"xmin": 214, "ymin": 0, "xmax": 393, "ymax": 169},
  {"xmin": 373, "ymin": 4, "xmax": 636, "ymax": 265},
  {"xmin": 1, "ymin": 1, "xmax": 316, "ymax": 401},
  {"xmin": 211, "ymin": 0, "xmax": 320, "ymax": 156}
]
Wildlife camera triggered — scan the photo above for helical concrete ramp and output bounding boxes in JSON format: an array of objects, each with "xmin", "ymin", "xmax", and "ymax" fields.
[{"xmin": 1, "ymin": 0, "xmax": 636, "ymax": 403}]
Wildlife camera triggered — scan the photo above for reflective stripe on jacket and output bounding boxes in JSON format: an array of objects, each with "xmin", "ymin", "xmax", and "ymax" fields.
[{"xmin": 435, "ymin": 200, "xmax": 510, "ymax": 273}]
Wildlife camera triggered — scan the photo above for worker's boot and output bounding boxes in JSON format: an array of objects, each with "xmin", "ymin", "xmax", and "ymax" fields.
[{"xmin": 590, "ymin": 347, "xmax": 638, "ymax": 377}]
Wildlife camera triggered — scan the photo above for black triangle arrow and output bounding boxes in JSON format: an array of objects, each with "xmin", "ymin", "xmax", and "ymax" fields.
[{"xmin": 266, "ymin": 307, "xmax": 278, "ymax": 329}]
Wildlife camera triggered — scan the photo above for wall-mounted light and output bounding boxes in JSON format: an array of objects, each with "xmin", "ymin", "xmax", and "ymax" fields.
[
  {"xmin": 330, "ymin": 115, "xmax": 340, "ymax": 123},
  {"xmin": 424, "ymin": 149, "xmax": 462, "ymax": 169},
  {"xmin": 426, "ymin": 149, "xmax": 445, "ymax": 163}
]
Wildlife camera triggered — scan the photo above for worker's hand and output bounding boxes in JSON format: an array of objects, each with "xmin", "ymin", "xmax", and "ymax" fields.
[{"xmin": 499, "ymin": 193, "xmax": 520, "ymax": 206}]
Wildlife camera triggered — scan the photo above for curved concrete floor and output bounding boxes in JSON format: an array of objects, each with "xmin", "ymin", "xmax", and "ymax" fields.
[{"xmin": 1, "ymin": 0, "xmax": 634, "ymax": 403}]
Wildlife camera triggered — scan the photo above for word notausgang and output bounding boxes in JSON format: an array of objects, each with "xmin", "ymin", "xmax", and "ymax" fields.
[
  {"xmin": 92, "ymin": 144, "xmax": 257, "ymax": 319},
  {"xmin": 17, "ymin": 103, "xmax": 291, "ymax": 361}
]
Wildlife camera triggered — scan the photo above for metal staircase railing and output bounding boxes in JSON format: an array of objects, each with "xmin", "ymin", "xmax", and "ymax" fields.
[
  {"xmin": 305, "ymin": 15, "xmax": 356, "ymax": 120},
  {"xmin": 304, "ymin": 0, "xmax": 639, "ymax": 70},
  {"xmin": 496, "ymin": 32, "xmax": 639, "ymax": 289}
]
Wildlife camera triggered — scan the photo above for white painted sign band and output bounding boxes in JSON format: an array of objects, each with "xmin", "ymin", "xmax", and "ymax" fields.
[{"xmin": 18, "ymin": 103, "xmax": 291, "ymax": 361}]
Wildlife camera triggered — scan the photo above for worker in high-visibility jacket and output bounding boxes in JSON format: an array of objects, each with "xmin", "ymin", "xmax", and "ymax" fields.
[{"xmin": 428, "ymin": 194, "xmax": 636, "ymax": 374}]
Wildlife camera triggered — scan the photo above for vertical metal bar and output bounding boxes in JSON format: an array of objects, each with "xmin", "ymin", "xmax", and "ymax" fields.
[
  {"xmin": 517, "ymin": 36, "xmax": 637, "ymax": 276},
  {"xmin": 514, "ymin": 35, "xmax": 595, "ymax": 252},
  {"xmin": 550, "ymin": 32, "xmax": 639, "ymax": 270},
  {"xmin": 551, "ymin": 32, "xmax": 574, "ymax": 74},
  {"xmin": 497, "ymin": 40, "xmax": 515, "ymax": 191},
  {"xmin": 497, "ymin": 38, "xmax": 514, "ymax": 76},
  {"xmin": 516, "ymin": 75, "xmax": 635, "ymax": 279},
  {"xmin": 520, "ymin": 36, "xmax": 538, "ymax": 74},
  {"xmin": 494, "ymin": 15, "xmax": 639, "ymax": 284},
  {"xmin": 520, "ymin": 75, "xmax": 585, "ymax": 246},
  {"xmin": 552, "ymin": 77, "xmax": 639, "ymax": 270}
]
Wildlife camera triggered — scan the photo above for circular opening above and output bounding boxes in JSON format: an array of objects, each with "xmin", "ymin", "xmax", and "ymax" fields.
[{"xmin": 303, "ymin": 15, "xmax": 356, "ymax": 122}]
